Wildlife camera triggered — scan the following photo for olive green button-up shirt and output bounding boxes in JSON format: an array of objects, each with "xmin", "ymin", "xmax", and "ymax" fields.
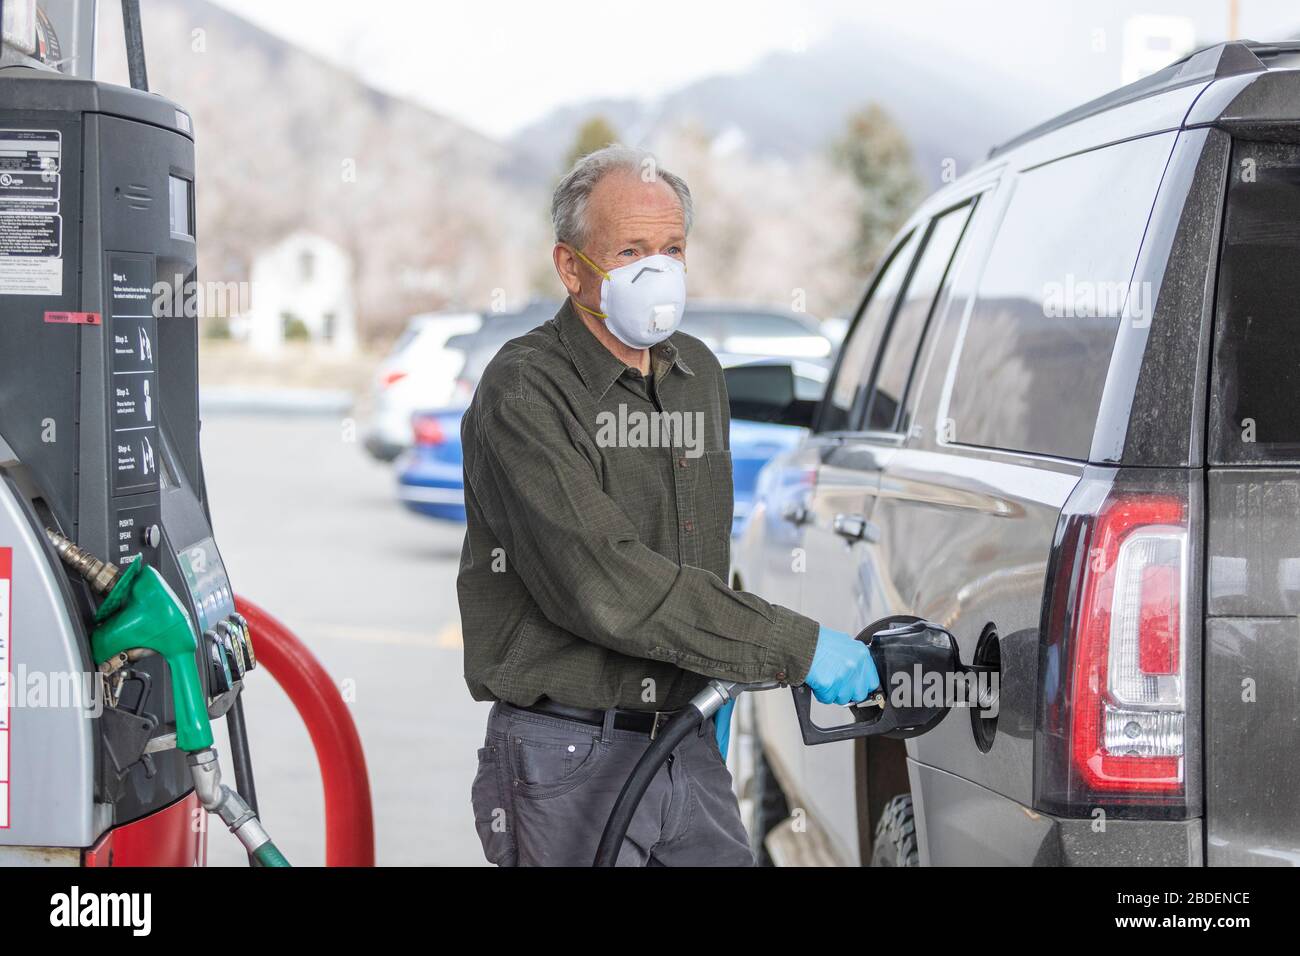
[{"xmin": 457, "ymin": 299, "xmax": 819, "ymax": 711}]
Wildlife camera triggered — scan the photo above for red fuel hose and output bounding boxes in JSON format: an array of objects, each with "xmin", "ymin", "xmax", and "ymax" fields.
[{"xmin": 235, "ymin": 596, "xmax": 375, "ymax": 867}]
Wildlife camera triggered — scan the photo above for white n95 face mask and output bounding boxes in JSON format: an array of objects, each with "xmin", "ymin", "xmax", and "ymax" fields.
[{"xmin": 572, "ymin": 250, "xmax": 687, "ymax": 349}]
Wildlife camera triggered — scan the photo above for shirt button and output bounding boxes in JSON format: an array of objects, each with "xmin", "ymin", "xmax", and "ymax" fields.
[
  {"xmin": 678, "ymin": 457, "xmax": 688, "ymax": 468},
  {"xmin": 775, "ymin": 671, "xmax": 787, "ymax": 682},
  {"xmin": 684, "ymin": 520, "xmax": 695, "ymax": 533}
]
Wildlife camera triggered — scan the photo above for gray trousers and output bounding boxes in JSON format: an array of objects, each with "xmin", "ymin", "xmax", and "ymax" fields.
[{"xmin": 471, "ymin": 701, "xmax": 754, "ymax": 866}]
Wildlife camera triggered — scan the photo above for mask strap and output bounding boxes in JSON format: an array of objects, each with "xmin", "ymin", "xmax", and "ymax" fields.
[
  {"xmin": 573, "ymin": 298, "xmax": 608, "ymax": 320},
  {"xmin": 571, "ymin": 248, "xmax": 610, "ymax": 319},
  {"xmin": 572, "ymin": 248, "xmax": 612, "ymax": 281}
]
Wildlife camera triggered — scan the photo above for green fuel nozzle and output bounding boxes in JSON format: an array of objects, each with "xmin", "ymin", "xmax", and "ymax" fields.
[
  {"xmin": 46, "ymin": 529, "xmax": 291, "ymax": 865},
  {"xmin": 48, "ymin": 529, "xmax": 212, "ymax": 752}
]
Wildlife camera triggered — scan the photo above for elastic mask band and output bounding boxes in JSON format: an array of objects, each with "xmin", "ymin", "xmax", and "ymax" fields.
[
  {"xmin": 573, "ymin": 298, "xmax": 607, "ymax": 320},
  {"xmin": 573, "ymin": 248, "xmax": 612, "ymax": 281},
  {"xmin": 572, "ymin": 248, "xmax": 611, "ymax": 319}
]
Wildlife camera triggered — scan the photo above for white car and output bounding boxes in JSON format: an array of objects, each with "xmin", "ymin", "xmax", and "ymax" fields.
[
  {"xmin": 363, "ymin": 311, "xmax": 482, "ymax": 461},
  {"xmin": 680, "ymin": 305, "xmax": 833, "ymax": 360}
]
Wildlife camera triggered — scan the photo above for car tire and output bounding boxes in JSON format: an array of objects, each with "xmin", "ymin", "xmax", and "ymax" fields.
[
  {"xmin": 870, "ymin": 794, "xmax": 920, "ymax": 867},
  {"xmin": 749, "ymin": 748, "xmax": 790, "ymax": 866},
  {"xmin": 363, "ymin": 435, "xmax": 403, "ymax": 463}
]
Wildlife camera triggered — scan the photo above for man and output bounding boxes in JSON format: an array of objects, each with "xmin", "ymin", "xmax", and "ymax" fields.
[{"xmin": 459, "ymin": 145, "xmax": 877, "ymax": 867}]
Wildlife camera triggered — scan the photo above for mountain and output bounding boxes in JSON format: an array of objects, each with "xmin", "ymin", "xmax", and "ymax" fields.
[
  {"xmin": 511, "ymin": 26, "xmax": 1062, "ymax": 188},
  {"xmin": 86, "ymin": 4, "xmax": 1069, "ymax": 335}
]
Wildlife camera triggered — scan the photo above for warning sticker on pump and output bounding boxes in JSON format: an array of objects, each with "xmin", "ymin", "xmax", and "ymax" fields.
[
  {"xmin": 0, "ymin": 211, "xmax": 60, "ymax": 255},
  {"xmin": 0, "ymin": 170, "xmax": 59, "ymax": 203},
  {"xmin": 1, "ymin": 546, "xmax": 11, "ymax": 829},
  {"xmin": 0, "ymin": 129, "xmax": 62, "ymax": 296}
]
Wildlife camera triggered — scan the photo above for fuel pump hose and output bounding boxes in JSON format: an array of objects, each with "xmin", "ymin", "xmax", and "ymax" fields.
[
  {"xmin": 189, "ymin": 748, "xmax": 290, "ymax": 867},
  {"xmin": 594, "ymin": 679, "xmax": 751, "ymax": 867}
]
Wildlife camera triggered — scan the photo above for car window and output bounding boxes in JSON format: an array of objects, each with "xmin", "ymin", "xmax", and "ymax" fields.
[
  {"xmin": 818, "ymin": 229, "xmax": 921, "ymax": 433},
  {"xmin": 1210, "ymin": 141, "xmax": 1300, "ymax": 463},
  {"xmin": 941, "ymin": 133, "xmax": 1174, "ymax": 460},
  {"xmin": 862, "ymin": 200, "xmax": 976, "ymax": 433}
]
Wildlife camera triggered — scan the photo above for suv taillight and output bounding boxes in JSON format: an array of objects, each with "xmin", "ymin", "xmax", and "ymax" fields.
[
  {"xmin": 1036, "ymin": 472, "xmax": 1200, "ymax": 818},
  {"xmin": 1073, "ymin": 496, "xmax": 1186, "ymax": 791}
]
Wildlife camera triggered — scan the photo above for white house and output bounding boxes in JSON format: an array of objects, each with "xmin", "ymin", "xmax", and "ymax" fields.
[{"xmin": 244, "ymin": 232, "xmax": 357, "ymax": 354}]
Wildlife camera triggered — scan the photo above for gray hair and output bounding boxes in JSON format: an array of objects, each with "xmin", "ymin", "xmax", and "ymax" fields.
[{"xmin": 551, "ymin": 145, "xmax": 694, "ymax": 248}]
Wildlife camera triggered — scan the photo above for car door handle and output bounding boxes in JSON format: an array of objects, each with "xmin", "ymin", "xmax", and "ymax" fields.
[{"xmin": 833, "ymin": 513, "xmax": 879, "ymax": 544}]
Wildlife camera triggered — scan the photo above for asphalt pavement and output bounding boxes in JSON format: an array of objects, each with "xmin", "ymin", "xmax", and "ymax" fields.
[{"xmin": 200, "ymin": 412, "xmax": 490, "ymax": 866}]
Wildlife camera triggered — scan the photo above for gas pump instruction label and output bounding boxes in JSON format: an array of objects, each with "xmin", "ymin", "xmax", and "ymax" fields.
[
  {"xmin": 109, "ymin": 256, "xmax": 160, "ymax": 494},
  {"xmin": 114, "ymin": 501, "xmax": 162, "ymax": 569},
  {"xmin": 0, "ymin": 129, "xmax": 62, "ymax": 296},
  {"xmin": 1, "ymin": 547, "xmax": 11, "ymax": 828}
]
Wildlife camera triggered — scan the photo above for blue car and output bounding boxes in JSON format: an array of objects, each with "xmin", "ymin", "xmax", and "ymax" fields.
[
  {"xmin": 396, "ymin": 407, "xmax": 469, "ymax": 522},
  {"xmin": 397, "ymin": 357, "xmax": 828, "ymax": 536},
  {"xmin": 727, "ymin": 418, "xmax": 807, "ymax": 536}
]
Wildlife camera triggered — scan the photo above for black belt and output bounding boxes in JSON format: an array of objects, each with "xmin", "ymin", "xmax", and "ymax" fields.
[{"xmin": 520, "ymin": 698, "xmax": 689, "ymax": 738}]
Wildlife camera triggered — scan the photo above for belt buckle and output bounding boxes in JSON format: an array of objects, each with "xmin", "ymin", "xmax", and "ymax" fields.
[{"xmin": 649, "ymin": 711, "xmax": 667, "ymax": 740}]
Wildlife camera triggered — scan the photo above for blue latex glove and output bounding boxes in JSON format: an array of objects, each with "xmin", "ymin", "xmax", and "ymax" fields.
[
  {"xmin": 806, "ymin": 625, "xmax": 880, "ymax": 706},
  {"xmin": 714, "ymin": 698, "xmax": 735, "ymax": 760}
]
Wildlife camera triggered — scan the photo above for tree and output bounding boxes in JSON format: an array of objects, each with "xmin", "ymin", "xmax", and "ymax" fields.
[
  {"xmin": 527, "ymin": 116, "xmax": 625, "ymax": 296},
  {"xmin": 831, "ymin": 103, "xmax": 924, "ymax": 277},
  {"xmin": 564, "ymin": 116, "xmax": 621, "ymax": 169}
]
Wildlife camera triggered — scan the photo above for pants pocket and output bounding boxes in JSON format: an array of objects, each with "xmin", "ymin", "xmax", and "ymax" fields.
[
  {"xmin": 470, "ymin": 738, "xmax": 517, "ymax": 866},
  {"xmin": 509, "ymin": 731, "xmax": 606, "ymax": 799}
]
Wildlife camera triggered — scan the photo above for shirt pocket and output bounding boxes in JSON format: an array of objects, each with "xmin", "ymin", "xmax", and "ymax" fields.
[
  {"xmin": 700, "ymin": 449, "xmax": 734, "ymax": 574},
  {"xmin": 603, "ymin": 444, "xmax": 672, "ymax": 542}
]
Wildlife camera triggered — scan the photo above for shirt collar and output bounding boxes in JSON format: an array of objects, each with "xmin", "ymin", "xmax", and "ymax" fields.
[{"xmin": 557, "ymin": 298, "xmax": 694, "ymax": 400}]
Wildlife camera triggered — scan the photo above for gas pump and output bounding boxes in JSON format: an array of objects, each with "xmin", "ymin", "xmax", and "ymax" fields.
[{"xmin": 0, "ymin": 0, "xmax": 287, "ymax": 865}]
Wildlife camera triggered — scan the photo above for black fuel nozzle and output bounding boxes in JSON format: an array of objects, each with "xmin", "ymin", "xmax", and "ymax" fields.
[{"xmin": 792, "ymin": 616, "xmax": 964, "ymax": 745}]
